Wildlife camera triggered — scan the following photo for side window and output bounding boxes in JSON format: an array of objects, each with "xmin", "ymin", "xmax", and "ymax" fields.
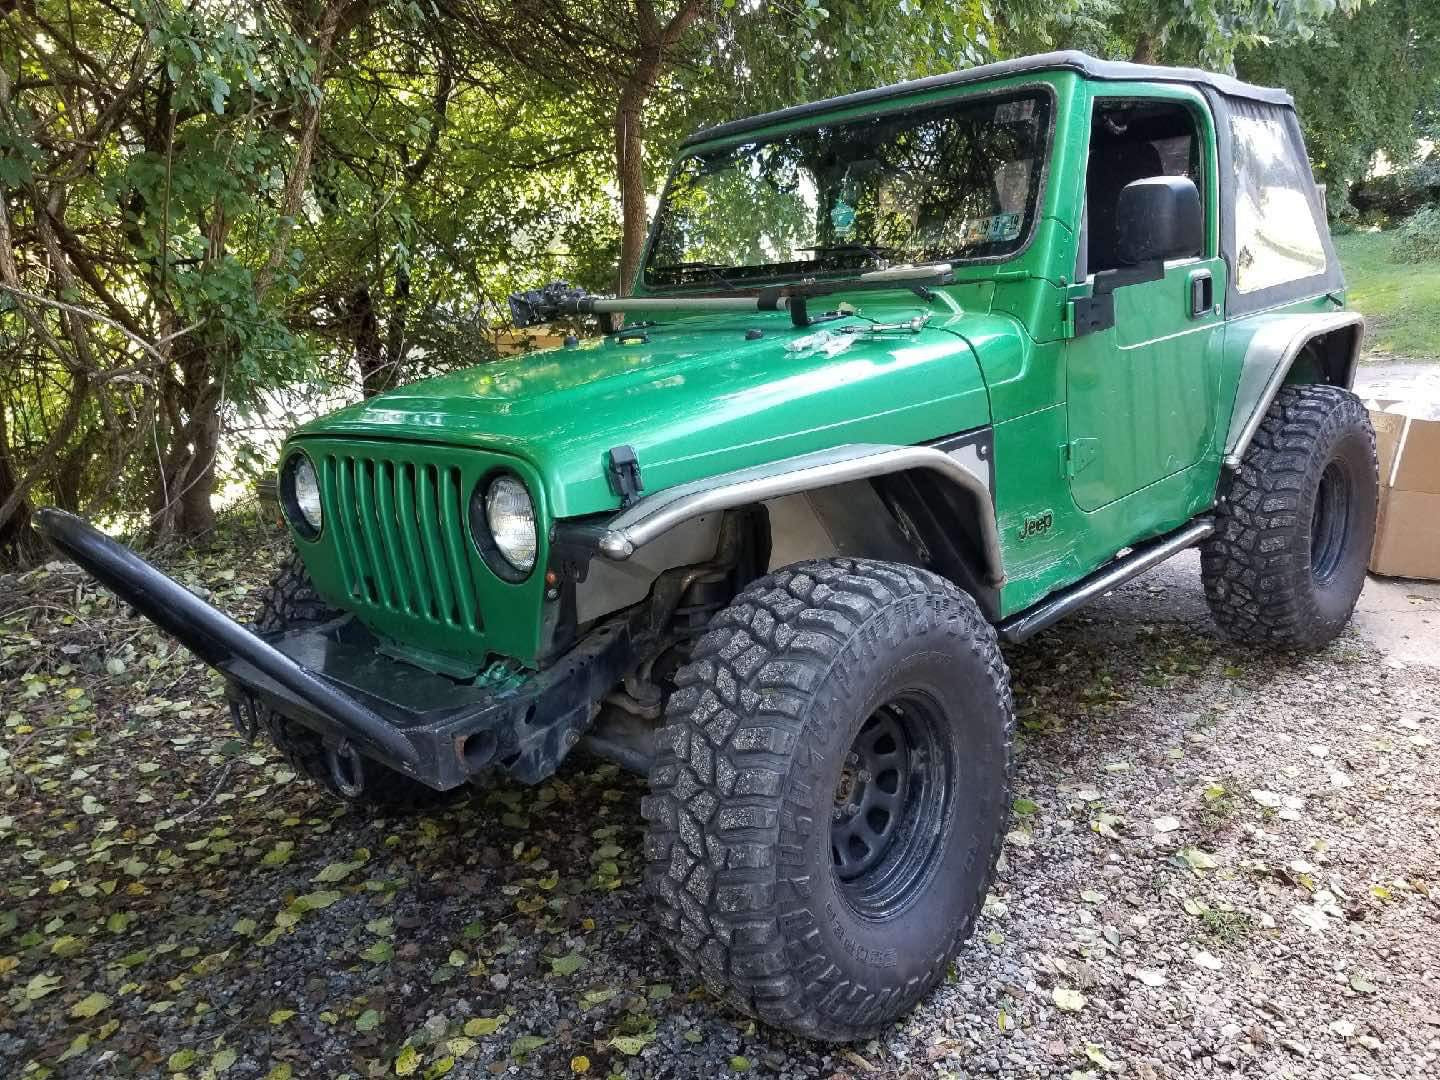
[
  {"xmin": 1231, "ymin": 112, "xmax": 1327, "ymax": 293},
  {"xmin": 1083, "ymin": 100, "xmax": 1204, "ymax": 276}
]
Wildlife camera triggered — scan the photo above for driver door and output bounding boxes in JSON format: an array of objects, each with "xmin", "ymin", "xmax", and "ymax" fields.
[{"xmin": 1065, "ymin": 92, "xmax": 1225, "ymax": 512}]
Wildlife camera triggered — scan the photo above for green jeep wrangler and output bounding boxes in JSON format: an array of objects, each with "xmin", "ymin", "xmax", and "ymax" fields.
[{"xmin": 41, "ymin": 51, "xmax": 1376, "ymax": 1041}]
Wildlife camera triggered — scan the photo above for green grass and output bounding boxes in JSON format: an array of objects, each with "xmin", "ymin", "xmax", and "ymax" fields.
[{"xmin": 1333, "ymin": 229, "xmax": 1440, "ymax": 360}]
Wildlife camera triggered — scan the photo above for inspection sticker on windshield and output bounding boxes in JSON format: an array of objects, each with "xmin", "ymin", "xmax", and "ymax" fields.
[
  {"xmin": 959, "ymin": 214, "xmax": 1022, "ymax": 245},
  {"xmin": 830, "ymin": 200, "xmax": 857, "ymax": 238},
  {"xmin": 994, "ymin": 98, "xmax": 1035, "ymax": 123}
]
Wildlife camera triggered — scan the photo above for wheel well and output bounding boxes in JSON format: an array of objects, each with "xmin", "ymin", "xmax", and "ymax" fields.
[
  {"xmin": 872, "ymin": 470, "xmax": 1000, "ymax": 621},
  {"xmin": 763, "ymin": 473, "xmax": 1001, "ymax": 621},
  {"xmin": 1285, "ymin": 322, "xmax": 1363, "ymax": 389}
]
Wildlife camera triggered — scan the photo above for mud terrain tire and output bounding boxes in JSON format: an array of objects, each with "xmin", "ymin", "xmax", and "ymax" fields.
[
  {"xmin": 1202, "ymin": 384, "xmax": 1378, "ymax": 648},
  {"xmin": 252, "ymin": 554, "xmax": 451, "ymax": 810},
  {"xmin": 642, "ymin": 558, "xmax": 1013, "ymax": 1041}
]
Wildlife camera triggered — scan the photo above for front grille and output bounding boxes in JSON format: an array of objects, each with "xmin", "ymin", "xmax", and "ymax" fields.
[{"xmin": 318, "ymin": 450, "xmax": 483, "ymax": 632}]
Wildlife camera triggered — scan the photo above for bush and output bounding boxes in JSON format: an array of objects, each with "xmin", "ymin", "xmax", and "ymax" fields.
[
  {"xmin": 1351, "ymin": 159, "xmax": 1440, "ymax": 222},
  {"xmin": 1392, "ymin": 206, "xmax": 1440, "ymax": 263}
]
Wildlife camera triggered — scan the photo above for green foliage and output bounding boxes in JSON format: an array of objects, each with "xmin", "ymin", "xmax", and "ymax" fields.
[
  {"xmin": 1349, "ymin": 158, "xmax": 1440, "ymax": 222},
  {"xmin": 0, "ymin": 0, "xmax": 1433, "ymax": 554},
  {"xmin": 1392, "ymin": 207, "xmax": 1440, "ymax": 264},
  {"xmin": 1238, "ymin": 0, "xmax": 1440, "ymax": 201},
  {"xmin": 1004, "ymin": 0, "xmax": 1356, "ymax": 68},
  {"xmin": 1333, "ymin": 229, "xmax": 1440, "ymax": 358}
]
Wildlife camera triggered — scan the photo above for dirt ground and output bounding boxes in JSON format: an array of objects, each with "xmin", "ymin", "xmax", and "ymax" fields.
[{"xmin": 3, "ymin": 513, "xmax": 1436, "ymax": 1080}]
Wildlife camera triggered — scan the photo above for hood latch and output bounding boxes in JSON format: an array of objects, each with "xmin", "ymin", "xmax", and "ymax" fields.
[{"xmin": 607, "ymin": 445, "xmax": 645, "ymax": 509}]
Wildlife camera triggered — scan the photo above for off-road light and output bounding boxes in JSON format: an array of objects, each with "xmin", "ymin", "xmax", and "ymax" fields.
[
  {"xmin": 475, "ymin": 474, "xmax": 536, "ymax": 578},
  {"xmin": 281, "ymin": 451, "xmax": 322, "ymax": 538}
]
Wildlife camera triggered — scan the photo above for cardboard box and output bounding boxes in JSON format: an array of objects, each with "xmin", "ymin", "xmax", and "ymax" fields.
[{"xmin": 1368, "ymin": 400, "xmax": 1440, "ymax": 580}]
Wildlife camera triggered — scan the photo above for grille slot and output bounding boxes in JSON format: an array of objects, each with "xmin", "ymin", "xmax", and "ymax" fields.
[{"xmin": 321, "ymin": 451, "xmax": 482, "ymax": 631}]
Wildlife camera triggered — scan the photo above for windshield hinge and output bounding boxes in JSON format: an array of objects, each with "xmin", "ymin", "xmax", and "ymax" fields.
[
  {"xmin": 1063, "ymin": 295, "xmax": 1114, "ymax": 339},
  {"xmin": 607, "ymin": 445, "xmax": 645, "ymax": 509},
  {"xmin": 1061, "ymin": 438, "xmax": 1100, "ymax": 479}
]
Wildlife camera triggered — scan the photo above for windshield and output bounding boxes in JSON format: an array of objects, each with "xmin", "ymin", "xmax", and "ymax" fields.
[{"xmin": 643, "ymin": 90, "xmax": 1052, "ymax": 290}]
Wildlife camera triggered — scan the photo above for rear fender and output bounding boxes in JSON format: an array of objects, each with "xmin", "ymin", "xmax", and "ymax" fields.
[{"xmin": 1223, "ymin": 311, "xmax": 1364, "ymax": 468}]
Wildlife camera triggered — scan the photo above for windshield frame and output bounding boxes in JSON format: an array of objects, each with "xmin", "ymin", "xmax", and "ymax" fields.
[{"xmin": 638, "ymin": 81, "xmax": 1060, "ymax": 293}]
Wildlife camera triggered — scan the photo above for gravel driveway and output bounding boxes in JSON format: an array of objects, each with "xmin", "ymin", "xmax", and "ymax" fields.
[{"xmin": 2, "ymin": 522, "xmax": 1437, "ymax": 1079}]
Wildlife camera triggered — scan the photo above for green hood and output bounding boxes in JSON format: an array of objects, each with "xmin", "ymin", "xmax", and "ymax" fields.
[{"xmin": 299, "ymin": 301, "xmax": 993, "ymax": 518}]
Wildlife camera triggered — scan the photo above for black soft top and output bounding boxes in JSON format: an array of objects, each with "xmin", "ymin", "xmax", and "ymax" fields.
[{"xmin": 683, "ymin": 50, "xmax": 1292, "ymax": 148}]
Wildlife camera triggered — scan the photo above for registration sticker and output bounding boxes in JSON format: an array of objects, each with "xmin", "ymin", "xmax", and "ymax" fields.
[{"xmin": 994, "ymin": 98, "xmax": 1035, "ymax": 124}]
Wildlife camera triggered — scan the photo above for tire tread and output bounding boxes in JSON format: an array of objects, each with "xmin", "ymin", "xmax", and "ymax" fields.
[{"xmin": 643, "ymin": 557, "xmax": 1014, "ymax": 1041}]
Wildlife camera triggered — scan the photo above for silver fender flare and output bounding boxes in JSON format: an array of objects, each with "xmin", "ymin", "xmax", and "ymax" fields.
[
  {"xmin": 590, "ymin": 442, "xmax": 1005, "ymax": 585},
  {"xmin": 1223, "ymin": 310, "xmax": 1365, "ymax": 469}
]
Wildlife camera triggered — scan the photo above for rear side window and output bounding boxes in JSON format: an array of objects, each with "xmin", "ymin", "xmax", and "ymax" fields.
[{"xmin": 1231, "ymin": 113, "xmax": 1327, "ymax": 293}]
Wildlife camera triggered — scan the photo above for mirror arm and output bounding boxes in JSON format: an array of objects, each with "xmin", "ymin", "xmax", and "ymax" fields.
[{"xmin": 1092, "ymin": 259, "xmax": 1164, "ymax": 297}]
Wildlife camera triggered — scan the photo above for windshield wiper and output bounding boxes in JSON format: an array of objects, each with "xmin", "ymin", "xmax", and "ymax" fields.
[{"xmin": 660, "ymin": 261, "xmax": 739, "ymax": 290}]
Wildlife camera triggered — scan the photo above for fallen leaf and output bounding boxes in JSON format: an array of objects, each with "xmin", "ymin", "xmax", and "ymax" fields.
[
  {"xmin": 580, "ymin": 988, "xmax": 618, "ymax": 1010},
  {"xmin": 1191, "ymin": 950, "xmax": 1223, "ymax": 971},
  {"xmin": 463, "ymin": 1016, "xmax": 501, "ymax": 1037},
  {"xmin": 550, "ymin": 951, "xmax": 586, "ymax": 976},
  {"xmin": 394, "ymin": 1045, "xmax": 420, "ymax": 1076},
  {"xmin": 70, "ymin": 991, "xmax": 111, "ymax": 1018},
  {"xmin": 1177, "ymin": 847, "xmax": 1218, "ymax": 872},
  {"xmin": 1052, "ymin": 987, "xmax": 1086, "ymax": 1012},
  {"xmin": 360, "ymin": 940, "xmax": 394, "ymax": 963},
  {"xmin": 609, "ymin": 1033, "xmax": 654, "ymax": 1055},
  {"xmin": 511, "ymin": 1034, "xmax": 548, "ymax": 1057},
  {"xmin": 1152, "ymin": 816, "xmax": 1181, "ymax": 834}
]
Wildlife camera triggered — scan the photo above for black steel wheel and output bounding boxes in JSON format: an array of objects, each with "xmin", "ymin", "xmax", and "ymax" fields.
[
  {"xmin": 1310, "ymin": 461, "xmax": 1352, "ymax": 584},
  {"xmin": 830, "ymin": 697, "xmax": 954, "ymax": 918},
  {"xmin": 643, "ymin": 558, "xmax": 1014, "ymax": 1042}
]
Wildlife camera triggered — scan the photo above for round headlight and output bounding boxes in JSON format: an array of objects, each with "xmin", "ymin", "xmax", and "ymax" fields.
[
  {"xmin": 479, "ymin": 475, "xmax": 536, "ymax": 577},
  {"xmin": 281, "ymin": 452, "xmax": 323, "ymax": 538}
]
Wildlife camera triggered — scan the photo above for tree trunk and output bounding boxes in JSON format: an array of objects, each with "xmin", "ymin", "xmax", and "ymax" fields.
[
  {"xmin": 381, "ymin": 264, "xmax": 410, "ymax": 394},
  {"xmin": 349, "ymin": 285, "xmax": 387, "ymax": 396},
  {"xmin": 612, "ymin": 0, "xmax": 705, "ymax": 299},
  {"xmin": 148, "ymin": 330, "xmax": 223, "ymax": 541},
  {"xmin": 614, "ymin": 86, "xmax": 649, "ymax": 297},
  {"xmin": 0, "ymin": 409, "xmax": 41, "ymax": 565},
  {"xmin": 1132, "ymin": 32, "xmax": 1157, "ymax": 64}
]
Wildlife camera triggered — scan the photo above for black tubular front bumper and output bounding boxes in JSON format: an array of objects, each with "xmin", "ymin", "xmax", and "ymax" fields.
[{"xmin": 34, "ymin": 510, "xmax": 635, "ymax": 790}]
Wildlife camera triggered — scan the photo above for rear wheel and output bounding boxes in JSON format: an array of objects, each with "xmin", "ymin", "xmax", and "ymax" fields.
[
  {"xmin": 252, "ymin": 553, "xmax": 451, "ymax": 810},
  {"xmin": 642, "ymin": 558, "xmax": 1013, "ymax": 1041},
  {"xmin": 1202, "ymin": 384, "xmax": 1378, "ymax": 647}
]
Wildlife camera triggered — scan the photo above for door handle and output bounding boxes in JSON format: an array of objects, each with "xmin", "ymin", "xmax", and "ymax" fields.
[{"xmin": 1188, "ymin": 268, "xmax": 1214, "ymax": 318}]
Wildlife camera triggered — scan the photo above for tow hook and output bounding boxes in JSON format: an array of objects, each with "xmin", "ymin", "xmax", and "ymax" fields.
[{"xmin": 326, "ymin": 739, "xmax": 365, "ymax": 797}]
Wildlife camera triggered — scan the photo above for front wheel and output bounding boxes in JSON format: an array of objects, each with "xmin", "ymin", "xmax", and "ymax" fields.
[
  {"xmin": 642, "ymin": 559, "xmax": 1013, "ymax": 1041},
  {"xmin": 1202, "ymin": 384, "xmax": 1378, "ymax": 648}
]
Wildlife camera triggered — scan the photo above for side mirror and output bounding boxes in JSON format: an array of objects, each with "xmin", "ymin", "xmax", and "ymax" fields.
[{"xmin": 1116, "ymin": 176, "xmax": 1202, "ymax": 265}]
